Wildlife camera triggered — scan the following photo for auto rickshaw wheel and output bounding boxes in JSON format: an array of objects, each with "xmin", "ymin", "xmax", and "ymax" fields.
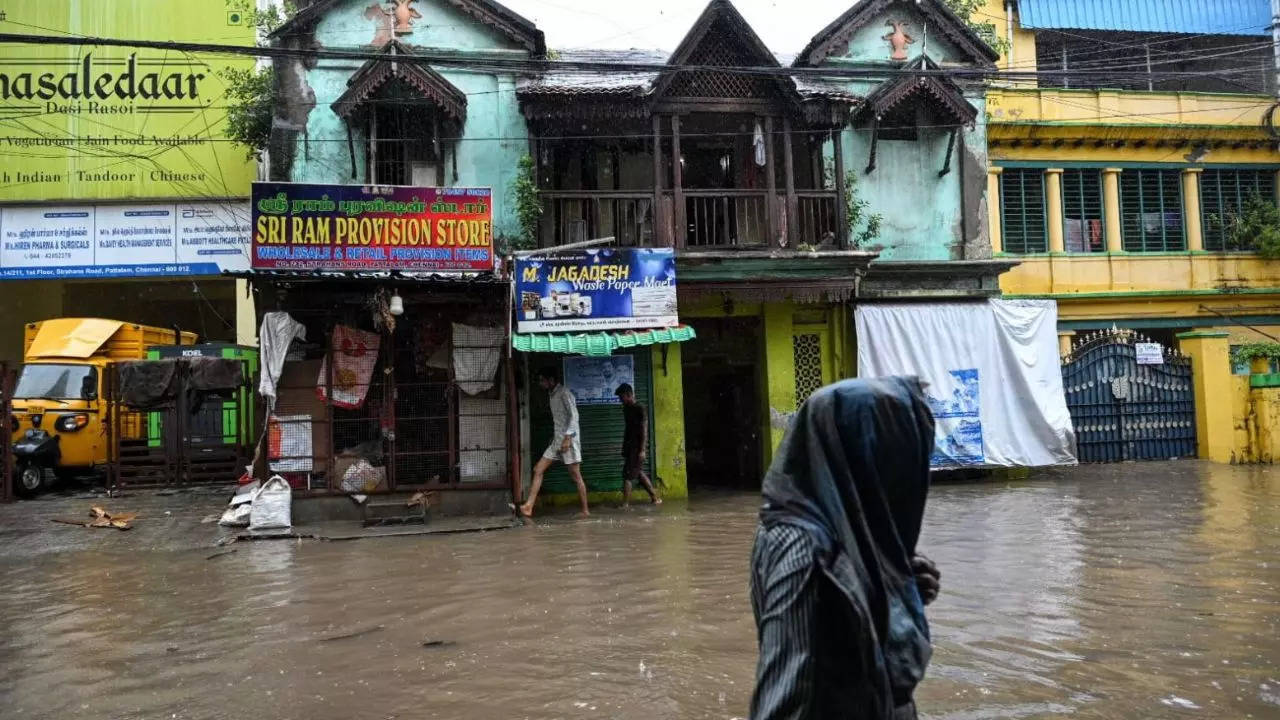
[{"xmin": 15, "ymin": 463, "xmax": 46, "ymax": 499}]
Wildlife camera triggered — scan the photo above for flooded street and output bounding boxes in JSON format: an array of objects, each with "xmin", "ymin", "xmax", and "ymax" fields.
[{"xmin": 1, "ymin": 461, "xmax": 1278, "ymax": 719}]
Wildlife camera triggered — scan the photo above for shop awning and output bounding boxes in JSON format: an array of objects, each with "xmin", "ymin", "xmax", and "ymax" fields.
[{"xmin": 513, "ymin": 325, "xmax": 697, "ymax": 357}]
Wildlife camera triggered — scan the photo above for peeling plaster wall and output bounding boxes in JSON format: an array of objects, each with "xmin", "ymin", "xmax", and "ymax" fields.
[
  {"xmin": 816, "ymin": 2, "xmax": 992, "ymax": 261},
  {"xmin": 276, "ymin": 0, "xmax": 531, "ymax": 238}
]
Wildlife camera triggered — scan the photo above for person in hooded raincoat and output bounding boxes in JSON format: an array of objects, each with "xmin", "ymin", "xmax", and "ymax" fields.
[{"xmin": 749, "ymin": 377, "xmax": 941, "ymax": 720}]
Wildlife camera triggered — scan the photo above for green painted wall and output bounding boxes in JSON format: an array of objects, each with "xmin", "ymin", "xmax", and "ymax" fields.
[
  {"xmin": 650, "ymin": 342, "xmax": 688, "ymax": 500},
  {"xmin": 288, "ymin": 0, "xmax": 530, "ymax": 239},
  {"xmin": 817, "ymin": 2, "xmax": 992, "ymax": 261}
]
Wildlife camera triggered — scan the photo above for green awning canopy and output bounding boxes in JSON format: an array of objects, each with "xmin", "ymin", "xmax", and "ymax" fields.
[{"xmin": 513, "ymin": 325, "xmax": 696, "ymax": 357}]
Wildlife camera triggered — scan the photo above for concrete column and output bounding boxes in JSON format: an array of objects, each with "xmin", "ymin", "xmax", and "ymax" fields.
[
  {"xmin": 1183, "ymin": 168, "xmax": 1204, "ymax": 251},
  {"xmin": 988, "ymin": 167, "xmax": 1004, "ymax": 254},
  {"xmin": 1177, "ymin": 330, "xmax": 1234, "ymax": 463},
  {"xmin": 650, "ymin": 342, "xmax": 688, "ymax": 500},
  {"xmin": 1045, "ymin": 168, "xmax": 1065, "ymax": 253},
  {"xmin": 234, "ymin": 279, "xmax": 257, "ymax": 346},
  {"xmin": 763, "ymin": 301, "xmax": 796, "ymax": 464},
  {"xmin": 1057, "ymin": 330, "xmax": 1077, "ymax": 358},
  {"xmin": 1102, "ymin": 167, "xmax": 1123, "ymax": 252}
]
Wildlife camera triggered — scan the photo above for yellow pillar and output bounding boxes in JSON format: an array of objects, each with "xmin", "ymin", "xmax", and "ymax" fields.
[
  {"xmin": 651, "ymin": 342, "xmax": 688, "ymax": 500},
  {"xmin": 988, "ymin": 167, "xmax": 1003, "ymax": 255},
  {"xmin": 1102, "ymin": 167, "xmax": 1123, "ymax": 253},
  {"xmin": 234, "ymin": 279, "xmax": 257, "ymax": 346},
  {"xmin": 1183, "ymin": 168, "xmax": 1203, "ymax": 252},
  {"xmin": 1177, "ymin": 330, "xmax": 1234, "ymax": 463},
  {"xmin": 1057, "ymin": 330, "xmax": 1077, "ymax": 358},
  {"xmin": 763, "ymin": 301, "xmax": 796, "ymax": 465},
  {"xmin": 1045, "ymin": 168, "xmax": 1065, "ymax": 253}
]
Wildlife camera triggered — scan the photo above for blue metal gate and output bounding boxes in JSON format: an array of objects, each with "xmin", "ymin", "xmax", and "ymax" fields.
[{"xmin": 1061, "ymin": 329, "xmax": 1197, "ymax": 463}]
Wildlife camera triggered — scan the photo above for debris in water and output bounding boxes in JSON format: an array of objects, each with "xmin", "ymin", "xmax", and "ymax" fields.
[
  {"xmin": 205, "ymin": 548, "xmax": 238, "ymax": 561},
  {"xmin": 1160, "ymin": 695, "xmax": 1201, "ymax": 710},
  {"xmin": 319, "ymin": 624, "xmax": 385, "ymax": 642},
  {"xmin": 422, "ymin": 640, "xmax": 457, "ymax": 649},
  {"xmin": 51, "ymin": 506, "xmax": 136, "ymax": 531}
]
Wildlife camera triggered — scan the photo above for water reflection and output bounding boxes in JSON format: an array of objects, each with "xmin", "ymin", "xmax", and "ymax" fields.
[{"xmin": 0, "ymin": 462, "xmax": 1276, "ymax": 719}]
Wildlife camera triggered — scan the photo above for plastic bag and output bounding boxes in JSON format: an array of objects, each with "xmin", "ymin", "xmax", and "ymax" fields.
[
  {"xmin": 219, "ymin": 503, "xmax": 252, "ymax": 527},
  {"xmin": 249, "ymin": 475, "xmax": 293, "ymax": 531}
]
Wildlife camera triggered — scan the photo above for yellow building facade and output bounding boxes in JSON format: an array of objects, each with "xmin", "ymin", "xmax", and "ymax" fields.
[
  {"xmin": 982, "ymin": 1, "xmax": 1280, "ymax": 359},
  {"xmin": 981, "ymin": 1, "xmax": 1280, "ymax": 462}
]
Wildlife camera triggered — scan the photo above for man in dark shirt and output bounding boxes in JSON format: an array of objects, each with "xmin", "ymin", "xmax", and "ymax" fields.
[{"xmin": 615, "ymin": 383, "xmax": 660, "ymax": 507}]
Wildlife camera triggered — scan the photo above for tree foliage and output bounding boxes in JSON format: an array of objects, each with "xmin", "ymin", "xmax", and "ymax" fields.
[
  {"xmin": 1211, "ymin": 194, "xmax": 1280, "ymax": 258},
  {"xmin": 942, "ymin": 0, "xmax": 1010, "ymax": 56},
  {"xmin": 220, "ymin": 1, "xmax": 294, "ymax": 159},
  {"xmin": 824, "ymin": 159, "xmax": 883, "ymax": 249},
  {"xmin": 508, "ymin": 154, "xmax": 542, "ymax": 252}
]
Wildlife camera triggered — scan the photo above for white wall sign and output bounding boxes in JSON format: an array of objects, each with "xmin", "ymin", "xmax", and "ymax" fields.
[
  {"xmin": 1135, "ymin": 343, "xmax": 1164, "ymax": 365},
  {"xmin": 0, "ymin": 201, "xmax": 250, "ymax": 280}
]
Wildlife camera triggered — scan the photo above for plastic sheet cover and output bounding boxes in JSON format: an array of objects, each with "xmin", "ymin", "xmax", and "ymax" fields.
[{"xmin": 856, "ymin": 300, "xmax": 1077, "ymax": 468}]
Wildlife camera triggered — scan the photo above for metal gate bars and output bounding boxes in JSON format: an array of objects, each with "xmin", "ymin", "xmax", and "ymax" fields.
[{"xmin": 1061, "ymin": 329, "xmax": 1197, "ymax": 463}]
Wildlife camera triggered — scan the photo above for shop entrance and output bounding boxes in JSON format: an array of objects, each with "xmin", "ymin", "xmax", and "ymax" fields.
[{"xmin": 682, "ymin": 317, "xmax": 763, "ymax": 490}]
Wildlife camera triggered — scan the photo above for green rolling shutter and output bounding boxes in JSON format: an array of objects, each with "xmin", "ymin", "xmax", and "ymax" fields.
[
  {"xmin": 1000, "ymin": 169, "xmax": 1048, "ymax": 254},
  {"xmin": 1061, "ymin": 169, "xmax": 1104, "ymax": 253},
  {"xmin": 528, "ymin": 349, "xmax": 655, "ymax": 496},
  {"xmin": 1201, "ymin": 169, "xmax": 1277, "ymax": 251},
  {"xmin": 1120, "ymin": 169, "xmax": 1184, "ymax": 252}
]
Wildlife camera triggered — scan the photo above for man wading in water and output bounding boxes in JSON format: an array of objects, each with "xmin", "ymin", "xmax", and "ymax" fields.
[
  {"xmin": 615, "ymin": 383, "xmax": 661, "ymax": 507},
  {"xmin": 750, "ymin": 377, "xmax": 941, "ymax": 719},
  {"xmin": 519, "ymin": 366, "xmax": 589, "ymax": 519}
]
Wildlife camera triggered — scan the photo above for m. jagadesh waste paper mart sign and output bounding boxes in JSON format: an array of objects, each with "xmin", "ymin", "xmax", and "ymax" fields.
[{"xmin": 0, "ymin": 0, "xmax": 256, "ymax": 202}]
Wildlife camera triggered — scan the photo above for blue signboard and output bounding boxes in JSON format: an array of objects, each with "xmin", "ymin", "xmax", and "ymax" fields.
[
  {"xmin": 515, "ymin": 248, "xmax": 678, "ymax": 333},
  {"xmin": 564, "ymin": 355, "xmax": 635, "ymax": 406}
]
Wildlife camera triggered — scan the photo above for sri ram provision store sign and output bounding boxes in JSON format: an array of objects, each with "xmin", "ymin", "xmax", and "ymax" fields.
[{"xmin": 251, "ymin": 183, "xmax": 495, "ymax": 272}]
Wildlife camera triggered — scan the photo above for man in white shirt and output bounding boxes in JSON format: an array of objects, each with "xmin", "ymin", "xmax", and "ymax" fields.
[{"xmin": 519, "ymin": 365, "xmax": 590, "ymax": 518}]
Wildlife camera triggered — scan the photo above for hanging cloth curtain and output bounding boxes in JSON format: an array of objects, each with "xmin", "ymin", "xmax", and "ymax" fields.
[{"xmin": 753, "ymin": 120, "xmax": 767, "ymax": 167}]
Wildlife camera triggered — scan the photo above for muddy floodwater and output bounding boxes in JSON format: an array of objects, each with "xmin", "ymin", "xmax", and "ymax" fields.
[{"xmin": 1, "ymin": 462, "xmax": 1278, "ymax": 719}]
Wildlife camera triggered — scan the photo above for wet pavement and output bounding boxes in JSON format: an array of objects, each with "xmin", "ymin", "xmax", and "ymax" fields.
[{"xmin": 0, "ymin": 460, "xmax": 1277, "ymax": 719}]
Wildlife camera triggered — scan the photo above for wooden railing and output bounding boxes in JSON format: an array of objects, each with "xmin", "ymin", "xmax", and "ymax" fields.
[
  {"xmin": 540, "ymin": 191, "xmax": 654, "ymax": 248},
  {"xmin": 539, "ymin": 189, "xmax": 838, "ymax": 249}
]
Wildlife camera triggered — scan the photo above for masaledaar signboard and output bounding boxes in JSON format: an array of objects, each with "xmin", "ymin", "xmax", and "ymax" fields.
[
  {"xmin": 515, "ymin": 248, "xmax": 678, "ymax": 333},
  {"xmin": 251, "ymin": 183, "xmax": 494, "ymax": 272},
  {"xmin": 0, "ymin": 1, "xmax": 256, "ymax": 203}
]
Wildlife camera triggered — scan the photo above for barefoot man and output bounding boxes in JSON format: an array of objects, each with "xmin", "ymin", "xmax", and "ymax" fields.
[
  {"xmin": 616, "ymin": 383, "xmax": 661, "ymax": 507},
  {"xmin": 520, "ymin": 366, "xmax": 589, "ymax": 518}
]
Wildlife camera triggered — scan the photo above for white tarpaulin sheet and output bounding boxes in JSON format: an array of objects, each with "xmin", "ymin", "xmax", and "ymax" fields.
[{"xmin": 856, "ymin": 299, "xmax": 1077, "ymax": 468}]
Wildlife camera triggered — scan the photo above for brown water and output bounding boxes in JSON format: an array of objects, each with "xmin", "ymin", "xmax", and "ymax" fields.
[{"xmin": 1, "ymin": 462, "xmax": 1278, "ymax": 719}]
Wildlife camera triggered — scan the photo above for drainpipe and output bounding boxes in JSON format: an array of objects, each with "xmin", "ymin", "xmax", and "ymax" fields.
[
  {"xmin": 1005, "ymin": 1, "xmax": 1015, "ymax": 73},
  {"xmin": 1272, "ymin": 0, "xmax": 1280, "ymax": 94}
]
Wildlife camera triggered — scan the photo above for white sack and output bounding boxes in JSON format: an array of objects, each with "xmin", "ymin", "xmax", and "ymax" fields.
[
  {"xmin": 856, "ymin": 299, "xmax": 1076, "ymax": 468},
  {"xmin": 249, "ymin": 475, "xmax": 293, "ymax": 531},
  {"xmin": 452, "ymin": 324, "xmax": 505, "ymax": 395}
]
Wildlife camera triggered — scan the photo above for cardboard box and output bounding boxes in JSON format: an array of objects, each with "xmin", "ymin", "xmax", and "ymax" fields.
[{"xmin": 272, "ymin": 359, "xmax": 330, "ymax": 467}]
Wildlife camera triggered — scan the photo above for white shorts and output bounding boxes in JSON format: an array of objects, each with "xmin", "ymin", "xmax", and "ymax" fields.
[{"xmin": 543, "ymin": 437, "xmax": 582, "ymax": 465}]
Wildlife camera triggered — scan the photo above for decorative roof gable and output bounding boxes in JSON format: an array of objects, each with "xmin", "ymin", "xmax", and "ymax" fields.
[
  {"xmin": 332, "ymin": 41, "xmax": 467, "ymax": 122},
  {"xmin": 271, "ymin": 0, "xmax": 545, "ymax": 55},
  {"xmin": 651, "ymin": 0, "xmax": 800, "ymax": 104},
  {"xmin": 795, "ymin": 0, "xmax": 998, "ymax": 68},
  {"xmin": 861, "ymin": 56, "xmax": 977, "ymax": 126}
]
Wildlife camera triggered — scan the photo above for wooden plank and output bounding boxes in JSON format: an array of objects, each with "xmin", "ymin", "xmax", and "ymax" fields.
[
  {"xmin": 764, "ymin": 116, "xmax": 777, "ymax": 247},
  {"xmin": 833, "ymin": 129, "xmax": 847, "ymax": 248},
  {"xmin": 783, "ymin": 116, "xmax": 796, "ymax": 246},
  {"xmin": 672, "ymin": 115, "xmax": 685, "ymax": 249},
  {"xmin": 652, "ymin": 115, "xmax": 664, "ymax": 247}
]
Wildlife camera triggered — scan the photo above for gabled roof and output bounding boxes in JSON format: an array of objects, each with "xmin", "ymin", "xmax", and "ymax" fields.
[
  {"xmin": 861, "ymin": 56, "xmax": 977, "ymax": 126},
  {"xmin": 650, "ymin": 0, "xmax": 800, "ymax": 104},
  {"xmin": 332, "ymin": 41, "xmax": 467, "ymax": 121},
  {"xmin": 270, "ymin": 0, "xmax": 545, "ymax": 55},
  {"xmin": 794, "ymin": 0, "xmax": 998, "ymax": 68}
]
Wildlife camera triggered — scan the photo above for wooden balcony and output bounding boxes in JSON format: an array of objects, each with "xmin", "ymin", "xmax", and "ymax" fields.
[{"xmin": 540, "ymin": 189, "xmax": 838, "ymax": 249}]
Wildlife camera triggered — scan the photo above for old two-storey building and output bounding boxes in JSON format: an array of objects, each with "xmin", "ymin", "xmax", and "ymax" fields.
[
  {"xmin": 519, "ymin": 0, "xmax": 1012, "ymax": 496},
  {"xmin": 254, "ymin": 0, "xmax": 1014, "ymax": 507},
  {"xmin": 983, "ymin": 0, "xmax": 1280, "ymax": 462}
]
